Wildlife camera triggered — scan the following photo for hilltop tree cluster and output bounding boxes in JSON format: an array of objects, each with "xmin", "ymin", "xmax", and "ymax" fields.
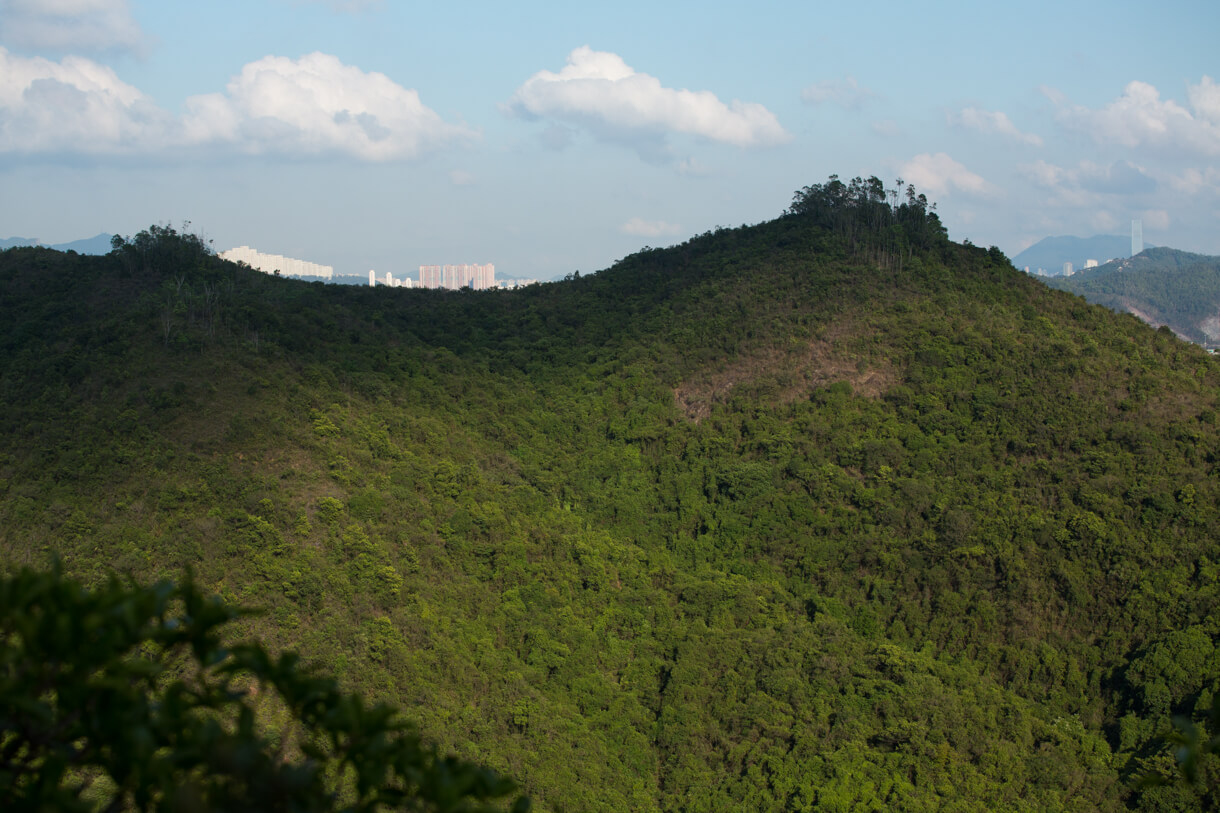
[{"xmin": 785, "ymin": 175, "xmax": 949, "ymax": 271}]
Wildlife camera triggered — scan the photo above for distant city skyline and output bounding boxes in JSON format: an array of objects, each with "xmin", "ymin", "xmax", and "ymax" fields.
[
  {"xmin": 419, "ymin": 264, "xmax": 495, "ymax": 291},
  {"xmin": 1, "ymin": 2, "xmax": 1217, "ymax": 280}
]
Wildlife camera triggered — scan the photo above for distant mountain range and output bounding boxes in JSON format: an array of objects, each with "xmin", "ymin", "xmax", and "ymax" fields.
[
  {"xmin": 1044, "ymin": 246, "xmax": 1220, "ymax": 346},
  {"xmin": 0, "ymin": 233, "xmax": 114, "ymax": 254},
  {"xmin": 1011, "ymin": 234, "xmax": 1149, "ymax": 274}
]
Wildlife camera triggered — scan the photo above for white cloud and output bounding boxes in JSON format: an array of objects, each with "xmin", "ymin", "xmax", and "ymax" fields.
[
  {"xmin": 1188, "ymin": 76, "xmax": 1220, "ymax": 124},
  {"xmin": 0, "ymin": 46, "xmax": 169, "ymax": 152},
  {"xmin": 1024, "ymin": 158, "xmax": 1064, "ymax": 188},
  {"xmin": 1018, "ymin": 160, "xmax": 1190, "ymax": 243},
  {"xmin": 952, "ymin": 106, "xmax": 1042, "ymax": 146},
  {"xmin": 1022, "ymin": 159, "xmax": 1157, "ymax": 202},
  {"xmin": 1021, "ymin": 160, "xmax": 1095, "ymax": 208},
  {"xmin": 620, "ymin": 217, "xmax": 681, "ymax": 238},
  {"xmin": 898, "ymin": 152, "xmax": 993, "ymax": 197},
  {"xmin": 1076, "ymin": 160, "xmax": 1156, "ymax": 194},
  {"xmin": 0, "ymin": 48, "xmax": 473, "ymax": 160},
  {"xmin": 507, "ymin": 46, "xmax": 789, "ymax": 158},
  {"xmin": 1141, "ymin": 209, "xmax": 1170, "ymax": 231},
  {"xmin": 0, "ymin": 0, "xmax": 144, "ymax": 53},
  {"xmin": 449, "ymin": 169, "xmax": 474, "ymax": 186},
  {"xmin": 1170, "ymin": 166, "xmax": 1220, "ymax": 196},
  {"xmin": 800, "ymin": 76, "xmax": 875, "ymax": 110},
  {"xmin": 1049, "ymin": 76, "xmax": 1220, "ymax": 156},
  {"xmin": 183, "ymin": 53, "xmax": 475, "ymax": 160}
]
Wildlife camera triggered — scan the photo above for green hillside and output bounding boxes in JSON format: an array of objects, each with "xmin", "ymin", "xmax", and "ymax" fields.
[
  {"xmin": 2, "ymin": 180, "xmax": 1218, "ymax": 810},
  {"xmin": 1046, "ymin": 247, "xmax": 1220, "ymax": 348}
]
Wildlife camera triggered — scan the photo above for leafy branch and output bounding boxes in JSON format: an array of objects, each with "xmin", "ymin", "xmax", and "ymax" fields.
[{"xmin": 0, "ymin": 564, "xmax": 528, "ymax": 813}]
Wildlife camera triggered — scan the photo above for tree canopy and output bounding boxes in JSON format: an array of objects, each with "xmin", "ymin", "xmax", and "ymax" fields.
[
  {"xmin": 2, "ymin": 181, "xmax": 1219, "ymax": 809},
  {"xmin": 0, "ymin": 565, "xmax": 528, "ymax": 813}
]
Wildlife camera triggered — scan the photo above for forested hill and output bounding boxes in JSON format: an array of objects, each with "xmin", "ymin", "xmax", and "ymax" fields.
[
  {"xmin": 1045, "ymin": 247, "xmax": 1220, "ymax": 348},
  {"xmin": 2, "ymin": 179, "xmax": 1219, "ymax": 810}
]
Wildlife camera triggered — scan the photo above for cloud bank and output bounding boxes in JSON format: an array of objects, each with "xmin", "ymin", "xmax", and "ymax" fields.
[
  {"xmin": 1050, "ymin": 76, "xmax": 1220, "ymax": 156},
  {"xmin": 1023, "ymin": 159, "xmax": 1158, "ymax": 204},
  {"xmin": 1170, "ymin": 166, "xmax": 1220, "ymax": 197},
  {"xmin": 0, "ymin": 46, "xmax": 168, "ymax": 152},
  {"xmin": 508, "ymin": 46, "xmax": 789, "ymax": 158},
  {"xmin": 0, "ymin": 48, "xmax": 473, "ymax": 160}
]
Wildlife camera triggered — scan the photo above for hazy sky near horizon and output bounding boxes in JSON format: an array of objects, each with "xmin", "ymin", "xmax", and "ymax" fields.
[{"xmin": 1, "ymin": 0, "xmax": 1217, "ymax": 279}]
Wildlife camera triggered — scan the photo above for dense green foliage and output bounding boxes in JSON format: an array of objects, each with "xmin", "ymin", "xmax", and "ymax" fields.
[
  {"xmin": 1046, "ymin": 247, "xmax": 1220, "ymax": 348},
  {"xmin": 0, "ymin": 565, "xmax": 527, "ymax": 812},
  {"xmin": 2, "ymin": 184, "xmax": 1220, "ymax": 810}
]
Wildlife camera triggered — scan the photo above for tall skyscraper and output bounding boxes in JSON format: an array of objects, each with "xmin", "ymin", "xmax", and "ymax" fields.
[{"xmin": 1131, "ymin": 220, "xmax": 1143, "ymax": 256}]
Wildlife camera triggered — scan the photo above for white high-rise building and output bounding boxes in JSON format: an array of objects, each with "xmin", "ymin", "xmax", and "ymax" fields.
[
  {"xmin": 1063, "ymin": 261, "xmax": 1074, "ymax": 276},
  {"xmin": 417, "ymin": 263, "xmax": 495, "ymax": 290},
  {"xmin": 1084, "ymin": 259, "xmax": 1099, "ymax": 269},
  {"xmin": 419, "ymin": 265, "xmax": 441, "ymax": 288},
  {"xmin": 219, "ymin": 246, "xmax": 334, "ymax": 279}
]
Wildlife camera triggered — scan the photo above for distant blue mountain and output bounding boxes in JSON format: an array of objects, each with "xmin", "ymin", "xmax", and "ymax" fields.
[
  {"xmin": 52, "ymin": 234, "xmax": 114, "ymax": 254},
  {"xmin": 0, "ymin": 237, "xmax": 39, "ymax": 250},
  {"xmin": 0, "ymin": 234, "xmax": 114, "ymax": 254},
  {"xmin": 1011, "ymin": 234, "xmax": 1151, "ymax": 275}
]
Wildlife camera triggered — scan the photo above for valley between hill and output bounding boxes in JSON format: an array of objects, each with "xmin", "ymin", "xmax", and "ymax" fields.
[{"xmin": 1047, "ymin": 246, "xmax": 1220, "ymax": 349}]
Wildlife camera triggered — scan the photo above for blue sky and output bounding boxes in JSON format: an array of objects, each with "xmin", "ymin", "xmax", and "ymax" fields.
[{"xmin": 1, "ymin": 0, "xmax": 1217, "ymax": 279}]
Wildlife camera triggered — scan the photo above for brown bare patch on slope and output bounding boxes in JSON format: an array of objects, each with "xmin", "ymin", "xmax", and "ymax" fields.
[{"xmin": 674, "ymin": 328, "xmax": 898, "ymax": 420}]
